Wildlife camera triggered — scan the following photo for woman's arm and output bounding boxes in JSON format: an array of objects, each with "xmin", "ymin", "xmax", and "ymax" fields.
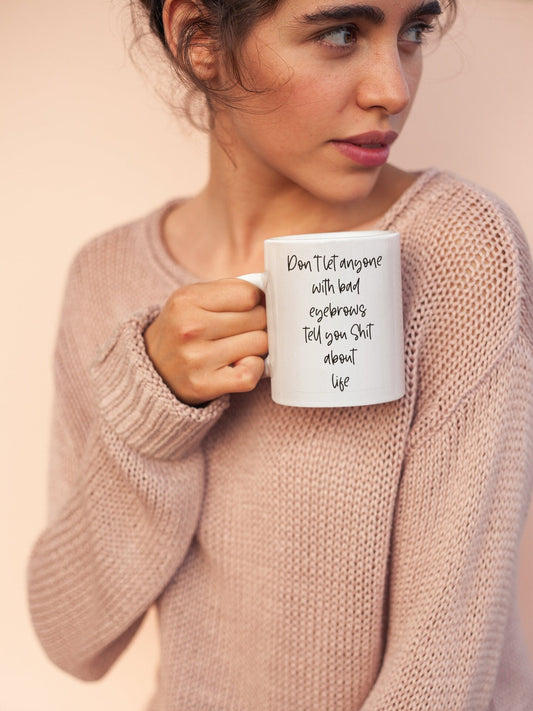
[{"xmin": 27, "ymin": 275, "xmax": 230, "ymax": 681}]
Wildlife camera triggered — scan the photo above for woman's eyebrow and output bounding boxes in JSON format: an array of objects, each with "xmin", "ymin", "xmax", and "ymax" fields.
[
  {"xmin": 299, "ymin": 1, "xmax": 442, "ymax": 25},
  {"xmin": 404, "ymin": 1, "xmax": 442, "ymax": 24},
  {"xmin": 301, "ymin": 4, "xmax": 385, "ymax": 24}
]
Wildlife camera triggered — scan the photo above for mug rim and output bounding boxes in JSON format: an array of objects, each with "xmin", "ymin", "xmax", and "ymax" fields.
[{"xmin": 265, "ymin": 230, "xmax": 399, "ymax": 244}]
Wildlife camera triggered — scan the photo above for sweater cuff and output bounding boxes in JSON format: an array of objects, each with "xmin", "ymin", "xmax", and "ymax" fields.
[{"xmin": 91, "ymin": 307, "xmax": 229, "ymax": 461}]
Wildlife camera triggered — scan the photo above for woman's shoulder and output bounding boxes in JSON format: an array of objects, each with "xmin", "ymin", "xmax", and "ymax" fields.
[
  {"xmin": 56, "ymin": 201, "xmax": 184, "ymax": 352},
  {"xmin": 402, "ymin": 169, "xmax": 528, "ymax": 257},
  {"xmin": 398, "ymin": 169, "xmax": 532, "ymax": 305},
  {"xmin": 399, "ymin": 170, "xmax": 533, "ymax": 429},
  {"xmin": 69, "ymin": 201, "xmax": 173, "ymax": 279},
  {"xmin": 64, "ymin": 200, "xmax": 187, "ymax": 303}
]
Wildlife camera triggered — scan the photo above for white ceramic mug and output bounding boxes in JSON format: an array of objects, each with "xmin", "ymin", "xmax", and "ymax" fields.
[{"xmin": 239, "ymin": 231, "xmax": 405, "ymax": 407}]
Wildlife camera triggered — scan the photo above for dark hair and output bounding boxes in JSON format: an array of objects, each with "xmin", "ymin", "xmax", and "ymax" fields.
[
  {"xmin": 134, "ymin": 0, "xmax": 284, "ymax": 121},
  {"xmin": 133, "ymin": 0, "xmax": 457, "ymax": 122}
]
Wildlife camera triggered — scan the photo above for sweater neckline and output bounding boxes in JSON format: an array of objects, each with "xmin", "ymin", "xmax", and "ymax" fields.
[{"xmin": 146, "ymin": 167, "xmax": 441, "ymax": 284}]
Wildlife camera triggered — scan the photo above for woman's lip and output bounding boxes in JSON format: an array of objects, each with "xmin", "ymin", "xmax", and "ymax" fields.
[
  {"xmin": 329, "ymin": 130, "xmax": 398, "ymax": 167},
  {"xmin": 330, "ymin": 140, "xmax": 391, "ymax": 168},
  {"xmin": 339, "ymin": 130, "xmax": 399, "ymax": 146}
]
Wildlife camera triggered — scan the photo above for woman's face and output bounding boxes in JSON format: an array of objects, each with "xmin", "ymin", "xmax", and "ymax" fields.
[{"xmin": 213, "ymin": 0, "xmax": 443, "ymax": 203}]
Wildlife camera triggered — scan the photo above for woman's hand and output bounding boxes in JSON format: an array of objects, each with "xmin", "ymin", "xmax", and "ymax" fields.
[{"xmin": 144, "ymin": 278, "xmax": 268, "ymax": 406}]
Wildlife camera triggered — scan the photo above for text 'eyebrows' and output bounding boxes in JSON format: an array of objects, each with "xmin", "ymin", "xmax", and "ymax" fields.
[{"xmin": 300, "ymin": 1, "xmax": 442, "ymax": 25}]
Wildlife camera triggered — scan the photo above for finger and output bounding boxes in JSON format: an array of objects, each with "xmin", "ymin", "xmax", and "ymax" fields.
[
  {"xmin": 195, "ymin": 278, "xmax": 264, "ymax": 313},
  {"xmin": 171, "ymin": 304, "xmax": 266, "ymax": 348},
  {"xmin": 213, "ymin": 356, "xmax": 266, "ymax": 396},
  {"xmin": 206, "ymin": 330, "xmax": 269, "ymax": 370},
  {"xmin": 201, "ymin": 304, "xmax": 267, "ymax": 341},
  {"xmin": 182, "ymin": 355, "xmax": 266, "ymax": 404}
]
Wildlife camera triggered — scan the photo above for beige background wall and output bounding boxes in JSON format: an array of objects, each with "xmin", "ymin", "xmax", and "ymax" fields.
[{"xmin": 2, "ymin": 0, "xmax": 532, "ymax": 708}]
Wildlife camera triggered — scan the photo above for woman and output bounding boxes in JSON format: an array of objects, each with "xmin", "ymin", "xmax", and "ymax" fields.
[{"xmin": 27, "ymin": 0, "xmax": 533, "ymax": 708}]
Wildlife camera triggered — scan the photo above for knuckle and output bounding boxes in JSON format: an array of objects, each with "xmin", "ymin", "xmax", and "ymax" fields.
[
  {"xmin": 254, "ymin": 331, "xmax": 269, "ymax": 354},
  {"xmin": 243, "ymin": 294, "xmax": 258, "ymax": 311},
  {"xmin": 168, "ymin": 285, "xmax": 196, "ymax": 314},
  {"xmin": 238, "ymin": 283, "xmax": 261, "ymax": 310},
  {"xmin": 235, "ymin": 366, "xmax": 259, "ymax": 392},
  {"xmin": 179, "ymin": 344, "xmax": 203, "ymax": 370},
  {"xmin": 176, "ymin": 320, "xmax": 202, "ymax": 343},
  {"xmin": 187, "ymin": 369, "xmax": 207, "ymax": 394},
  {"xmin": 176, "ymin": 284, "xmax": 196, "ymax": 302},
  {"xmin": 167, "ymin": 288, "xmax": 185, "ymax": 310}
]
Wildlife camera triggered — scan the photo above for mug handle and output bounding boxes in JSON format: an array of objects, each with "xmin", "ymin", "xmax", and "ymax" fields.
[
  {"xmin": 237, "ymin": 272, "xmax": 268, "ymax": 291},
  {"xmin": 237, "ymin": 273, "xmax": 271, "ymax": 378}
]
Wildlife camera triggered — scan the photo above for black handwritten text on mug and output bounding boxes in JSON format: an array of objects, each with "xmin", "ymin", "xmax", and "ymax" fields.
[
  {"xmin": 309, "ymin": 303, "xmax": 367, "ymax": 323},
  {"xmin": 287, "ymin": 253, "xmax": 383, "ymax": 274},
  {"xmin": 310, "ymin": 278, "xmax": 361, "ymax": 295},
  {"xmin": 331, "ymin": 373, "xmax": 350, "ymax": 391}
]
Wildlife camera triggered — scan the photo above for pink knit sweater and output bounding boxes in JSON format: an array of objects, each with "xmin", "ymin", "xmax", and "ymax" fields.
[{"xmin": 28, "ymin": 169, "xmax": 533, "ymax": 709}]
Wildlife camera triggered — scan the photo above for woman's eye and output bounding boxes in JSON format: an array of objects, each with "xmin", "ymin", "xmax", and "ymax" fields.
[
  {"xmin": 316, "ymin": 25, "xmax": 358, "ymax": 49},
  {"xmin": 400, "ymin": 21, "xmax": 436, "ymax": 45}
]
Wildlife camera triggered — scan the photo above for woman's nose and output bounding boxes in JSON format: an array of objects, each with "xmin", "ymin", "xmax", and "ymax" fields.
[{"xmin": 355, "ymin": 49, "xmax": 412, "ymax": 116}]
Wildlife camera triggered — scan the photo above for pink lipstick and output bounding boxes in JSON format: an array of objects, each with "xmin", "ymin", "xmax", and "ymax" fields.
[{"xmin": 330, "ymin": 130, "xmax": 398, "ymax": 168}]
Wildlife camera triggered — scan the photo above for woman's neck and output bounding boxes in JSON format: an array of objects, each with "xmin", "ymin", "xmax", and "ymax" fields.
[{"xmin": 162, "ymin": 136, "xmax": 417, "ymax": 280}]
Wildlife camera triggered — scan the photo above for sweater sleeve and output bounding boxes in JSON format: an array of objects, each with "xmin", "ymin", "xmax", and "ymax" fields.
[
  {"xmin": 360, "ymin": 335, "xmax": 533, "ymax": 710},
  {"xmin": 27, "ymin": 255, "xmax": 229, "ymax": 681}
]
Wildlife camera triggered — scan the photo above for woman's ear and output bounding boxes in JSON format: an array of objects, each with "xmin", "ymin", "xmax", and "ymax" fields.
[{"xmin": 162, "ymin": 0, "xmax": 218, "ymax": 81}]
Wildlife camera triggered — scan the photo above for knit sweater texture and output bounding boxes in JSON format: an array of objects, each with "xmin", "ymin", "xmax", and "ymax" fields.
[{"xmin": 28, "ymin": 169, "xmax": 533, "ymax": 709}]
